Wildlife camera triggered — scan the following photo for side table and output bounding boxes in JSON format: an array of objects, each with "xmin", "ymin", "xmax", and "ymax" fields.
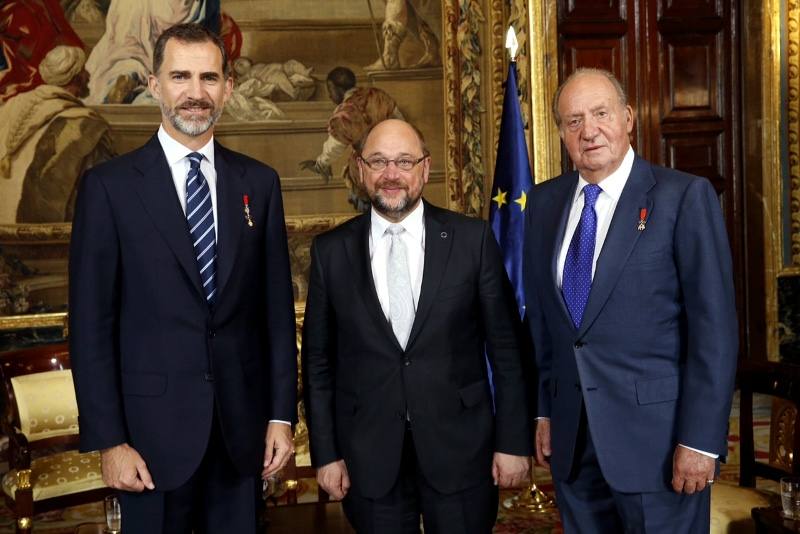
[{"xmin": 753, "ymin": 507, "xmax": 800, "ymax": 534}]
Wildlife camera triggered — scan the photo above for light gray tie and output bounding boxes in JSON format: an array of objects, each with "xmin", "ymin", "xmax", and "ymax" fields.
[{"xmin": 386, "ymin": 224, "xmax": 415, "ymax": 349}]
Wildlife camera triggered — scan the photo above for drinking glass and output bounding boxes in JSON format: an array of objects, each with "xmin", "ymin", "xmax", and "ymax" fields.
[
  {"xmin": 104, "ymin": 494, "xmax": 121, "ymax": 533},
  {"xmin": 780, "ymin": 477, "xmax": 800, "ymax": 519}
]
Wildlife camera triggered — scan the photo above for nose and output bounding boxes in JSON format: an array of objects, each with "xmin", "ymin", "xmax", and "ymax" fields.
[
  {"xmin": 382, "ymin": 160, "xmax": 403, "ymax": 178},
  {"xmin": 187, "ymin": 76, "xmax": 203, "ymax": 99},
  {"xmin": 581, "ymin": 116, "xmax": 599, "ymax": 140}
]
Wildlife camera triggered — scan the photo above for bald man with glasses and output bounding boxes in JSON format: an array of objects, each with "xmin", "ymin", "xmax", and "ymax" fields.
[{"xmin": 302, "ymin": 119, "xmax": 533, "ymax": 533}]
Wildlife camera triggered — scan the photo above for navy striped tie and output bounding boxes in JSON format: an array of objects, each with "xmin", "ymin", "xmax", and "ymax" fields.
[{"xmin": 186, "ymin": 152, "xmax": 217, "ymax": 305}]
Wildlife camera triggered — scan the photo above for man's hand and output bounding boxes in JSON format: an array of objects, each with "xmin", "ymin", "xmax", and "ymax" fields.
[
  {"xmin": 672, "ymin": 445, "xmax": 716, "ymax": 494},
  {"xmin": 317, "ymin": 459, "xmax": 351, "ymax": 500},
  {"xmin": 100, "ymin": 443, "xmax": 155, "ymax": 492},
  {"xmin": 299, "ymin": 159, "xmax": 333, "ymax": 182},
  {"xmin": 535, "ymin": 418, "xmax": 552, "ymax": 468},
  {"xmin": 262, "ymin": 423, "xmax": 294, "ymax": 479},
  {"xmin": 492, "ymin": 452, "xmax": 531, "ymax": 488}
]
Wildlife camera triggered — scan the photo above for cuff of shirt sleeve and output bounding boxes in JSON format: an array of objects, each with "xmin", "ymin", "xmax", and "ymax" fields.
[
  {"xmin": 269, "ymin": 420, "xmax": 292, "ymax": 426},
  {"xmin": 679, "ymin": 443, "xmax": 718, "ymax": 459}
]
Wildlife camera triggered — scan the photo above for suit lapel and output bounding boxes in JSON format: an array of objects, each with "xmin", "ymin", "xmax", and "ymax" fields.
[
  {"xmin": 344, "ymin": 213, "xmax": 404, "ymax": 351},
  {"xmin": 578, "ymin": 157, "xmax": 656, "ymax": 337},
  {"xmin": 132, "ymin": 135, "xmax": 204, "ymax": 299},
  {"xmin": 213, "ymin": 143, "xmax": 244, "ymax": 300},
  {"xmin": 547, "ymin": 175, "xmax": 580, "ymax": 330},
  {"xmin": 406, "ymin": 202, "xmax": 453, "ymax": 350}
]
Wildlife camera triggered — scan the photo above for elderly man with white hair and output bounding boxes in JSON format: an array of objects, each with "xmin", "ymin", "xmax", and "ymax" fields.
[{"xmin": 0, "ymin": 45, "xmax": 114, "ymax": 223}]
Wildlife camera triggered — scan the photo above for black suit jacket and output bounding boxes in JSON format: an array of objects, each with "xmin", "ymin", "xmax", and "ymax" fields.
[
  {"xmin": 69, "ymin": 135, "xmax": 297, "ymax": 491},
  {"xmin": 302, "ymin": 201, "xmax": 532, "ymax": 498}
]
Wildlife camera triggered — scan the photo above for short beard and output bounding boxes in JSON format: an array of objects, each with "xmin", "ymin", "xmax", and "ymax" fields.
[
  {"xmin": 162, "ymin": 98, "xmax": 222, "ymax": 137},
  {"xmin": 370, "ymin": 187, "xmax": 422, "ymax": 219}
]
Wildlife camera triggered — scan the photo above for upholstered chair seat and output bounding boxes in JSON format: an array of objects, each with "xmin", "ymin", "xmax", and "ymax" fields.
[
  {"xmin": 0, "ymin": 344, "xmax": 112, "ymax": 534},
  {"xmin": 2, "ymin": 449, "xmax": 104, "ymax": 501}
]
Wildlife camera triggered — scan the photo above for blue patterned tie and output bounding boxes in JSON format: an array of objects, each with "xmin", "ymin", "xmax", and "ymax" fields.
[
  {"xmin": 186, "ymin": 152, "xmax": 217, "ymax": 305},
  {"xmin": 562, "ymin": 184, "xmax": 602, "ymax": 329}
]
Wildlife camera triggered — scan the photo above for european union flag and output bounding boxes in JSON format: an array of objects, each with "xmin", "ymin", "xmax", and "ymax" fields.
[{"xmin": 490, "ymin": 62, "xmax": 532, "ymax": 317}]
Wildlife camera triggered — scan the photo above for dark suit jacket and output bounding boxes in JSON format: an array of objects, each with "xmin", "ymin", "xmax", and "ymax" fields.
[
  {"xmin": 522, "ymin": 156, "xmax": 737, "ymax": 493},
  {"xmin": 302, "ymin": 201, "xmax": 533, "ymax": 499},
  {"xmin": 69, "ymin": 135, "xmax": 297, "ymax": 491}
]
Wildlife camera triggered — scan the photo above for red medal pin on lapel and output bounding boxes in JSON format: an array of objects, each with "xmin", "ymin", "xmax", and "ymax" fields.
[
  {"xmin": 243, "ymin": 195, "xmax": 254, "ymax": 227},
  {"xmin": 638, "ymin": 208, "xmax": 647, "ymax": 231}
]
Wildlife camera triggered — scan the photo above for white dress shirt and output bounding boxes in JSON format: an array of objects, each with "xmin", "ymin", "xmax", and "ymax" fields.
[
  {"xmin": 556, "ymin": 147, "xmax": 634, "ymax": 288},
  {"xmin": 157, "ymin": 125, "xmax": 290, "ymax": 428},
  {"xmin": 550, "ymin": 147, "xmax": 715, "ymax": 459},
  {"xmin": 157, "ymin": 125, "xmax": 218, "ymax": 227},
  {"xmin": 369, "ymin": 201, "xmax": 426, "ymax": 319}
]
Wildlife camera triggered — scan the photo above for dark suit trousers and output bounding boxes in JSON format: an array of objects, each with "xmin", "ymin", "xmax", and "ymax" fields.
[
  {"xmin": 342, "ymin": 427, "xmax": 498, "ymax": 534},
  {"xmin": 119, "ymin": 413, "xmax": 261, "ymax": 534},
  {"xmin": 554, "ymin": 408, "xmax": 710, "ymax": 534}
]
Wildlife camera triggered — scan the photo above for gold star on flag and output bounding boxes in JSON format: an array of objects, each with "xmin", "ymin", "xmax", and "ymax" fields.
[
  {"xmin": 493, "ymin": 188, "xmax": 508, "ymax": 208},
  {"xmin": 515, "ymin": 191, "xmax": 527, "ymax": 211}
]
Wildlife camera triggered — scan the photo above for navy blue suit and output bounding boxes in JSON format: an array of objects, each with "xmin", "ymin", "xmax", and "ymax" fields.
[
  {"xmin": 69, "ymin": 135, "xmax": 297, "ymax": 531},
  {"xmin": 523, "ymin": 156, "xmax": 737, "ymax": 530}
]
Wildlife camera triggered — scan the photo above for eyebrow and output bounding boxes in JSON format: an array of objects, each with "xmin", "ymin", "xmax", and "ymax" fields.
[
  {"xmin": 167, "ymin": 70, "xmax": 221, "ymax": 80},
  {"xmin": 364, "ymin": 151, "xmax": 416, "ymax": 158}
]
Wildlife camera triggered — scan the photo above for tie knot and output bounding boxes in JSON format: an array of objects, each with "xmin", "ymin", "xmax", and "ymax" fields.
[
  {"xmin": 187, "ymin": 152, "xmax": 203, "ymax": 170},
  {"xmin": 386, "ymin": 224, "xmax": 405, "ymax": 237},
  {"xmin": 582, "ymin": 184, "xmax": 602, "ymax": 208}
]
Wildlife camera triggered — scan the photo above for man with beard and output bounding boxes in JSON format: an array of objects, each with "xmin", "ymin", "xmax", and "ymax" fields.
[
  {"xmin": 69, "ymin": 23, "xmax": 297, "ymax": 533},
  {"xmin": 302, "ymin": 119, "xmax": 532, "ymax": 533}
]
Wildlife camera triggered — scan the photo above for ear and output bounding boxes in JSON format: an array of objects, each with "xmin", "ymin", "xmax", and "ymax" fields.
[
  {"xmin": 148, "ymin": 74, "xmax": 160, "ymax": 100},
  {"xmin": 357, "ymin": 158, "xmax": 366, "ymax": 187},
  {"xmin": 624, "ymin": 105, "xmax": 635, "ymax": 134},
  {"xmin": 421, "ymin": 156, "xmax": 430, "ymax": 185},
  {"xmin": 223, "ymin": 75, "xmax": 234, "ymax": 104}
]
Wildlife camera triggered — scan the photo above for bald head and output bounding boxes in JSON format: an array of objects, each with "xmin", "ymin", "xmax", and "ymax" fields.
[{"xmin": 357, "ymin": 119, "xmax": 429, "ymax": 158}]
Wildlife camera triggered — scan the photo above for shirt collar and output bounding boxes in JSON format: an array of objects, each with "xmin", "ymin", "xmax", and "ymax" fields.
[
  {"xmin": 572, "ymin": 146, "xmax": 635, "ymax": 205},
  {"xmin": 157, "ymin": 124, "xmax": 215, "ymax": 168},
  {"xmin": 370, "ymin": 200, "xmax": 425, "ymax": 242}
]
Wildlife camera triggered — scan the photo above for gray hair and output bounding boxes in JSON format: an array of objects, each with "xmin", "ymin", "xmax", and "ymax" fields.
[{"xmin": 552, "ymin": 68, "xmax": 628, "ymax": 126}]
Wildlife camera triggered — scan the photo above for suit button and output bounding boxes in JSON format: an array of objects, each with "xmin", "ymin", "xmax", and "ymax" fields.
[
  {"xmin": 404, "ymin": 359, "xmax": 411, "ymax": 366},
  {"xmin": 574, "ymin": 341, "xmax": 584, "ymax": 349},
  {"xmin": 208, "ymin": 330, "xmax": 216, "ymax": 338},
  {"xmin": 203, "ymin": 372, "xmax": 214, "ymax": 382}
]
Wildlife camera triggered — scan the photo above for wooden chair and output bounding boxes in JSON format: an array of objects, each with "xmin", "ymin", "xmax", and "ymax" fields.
[
  {"xmin": 711, "ymin": 360, "xmax": 800, "ymax": 533},
  {"xmin": 0, "ymin": 343, "xmax": 111, "ymax": 533}
]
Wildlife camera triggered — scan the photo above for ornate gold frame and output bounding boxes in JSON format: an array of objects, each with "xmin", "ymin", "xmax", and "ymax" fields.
[
  {"xmin": 788, "ymin": 0, "xmax": 800, "ymax": 268},
  {"xmin": 763, "ymin": 0, "xmax": 798, "ymax": 359}
]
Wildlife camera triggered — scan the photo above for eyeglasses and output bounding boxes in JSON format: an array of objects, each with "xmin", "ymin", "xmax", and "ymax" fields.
[{"xmin": 359, "ymin": 155, "xmax": 428, "ymax": 171}]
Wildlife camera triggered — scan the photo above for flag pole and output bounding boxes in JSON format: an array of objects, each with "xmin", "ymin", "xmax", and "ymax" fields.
[{"xmin": 496, "ymin": 25, "xmax": 555, "ymax": 514}]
